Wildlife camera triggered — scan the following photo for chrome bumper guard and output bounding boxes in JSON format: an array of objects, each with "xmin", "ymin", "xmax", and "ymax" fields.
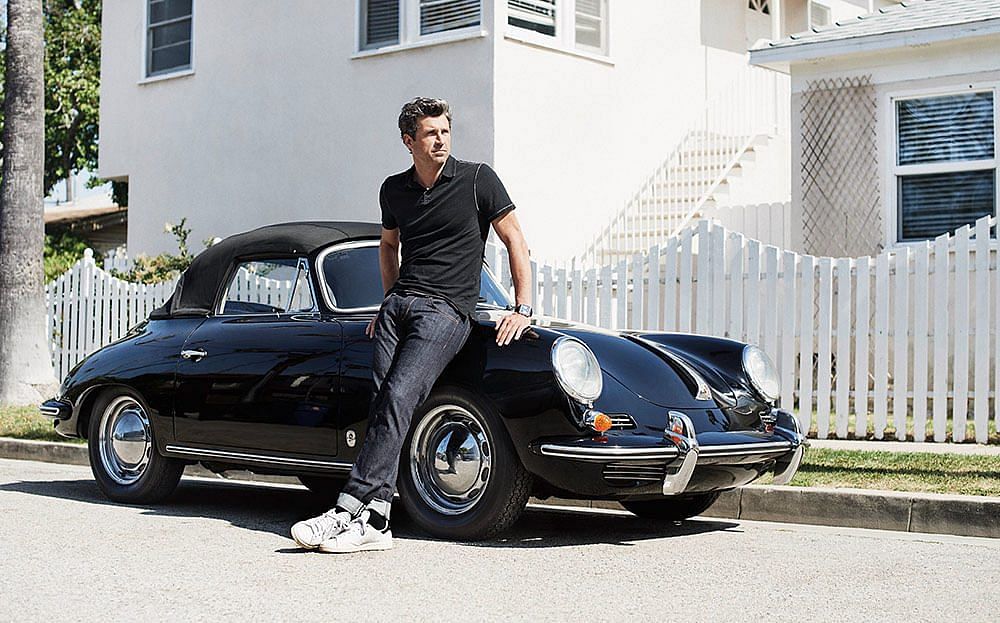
[
  {"xmin": 537, "ymin": 409, "xmax": 806, "ymax": 496},
  {"xmin": 39, "ymin": 398, "xmax": 72, "ymax": 421}
]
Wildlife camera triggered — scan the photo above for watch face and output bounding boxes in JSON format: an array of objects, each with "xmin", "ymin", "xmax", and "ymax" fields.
[{"xmin": 517, "ymin": 304, "xmax": 532, "ymax": 317}]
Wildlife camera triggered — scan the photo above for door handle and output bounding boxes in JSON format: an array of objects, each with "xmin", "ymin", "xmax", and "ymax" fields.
[{"xmin": 181, "ymin": 349, "xmax": 207, "ymax": 361}]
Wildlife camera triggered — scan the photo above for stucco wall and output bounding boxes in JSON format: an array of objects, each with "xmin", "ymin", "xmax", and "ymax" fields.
[
  {"xmin": 100, "ymin": 1, "xmax": 496, "ymax": 255},
  {"xmin": 494, "ymin": 0, "xmax": 757, "ymax": 261},
  {"xmin": 788, "ymin": 35, "xmax": 1000, "ymax": 255}
]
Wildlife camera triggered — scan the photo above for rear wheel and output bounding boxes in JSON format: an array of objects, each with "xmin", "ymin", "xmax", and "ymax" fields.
[
  {"xmin": 397, "ymin": 387, "xmax": 531, "ymax": 540},
  {"xmin": 88, "ymin": 387, "xmax": 183, "ymax": 504},
  {"xmin": 621, "ymin": 492, "xmax": 721, "ymax": 521}
]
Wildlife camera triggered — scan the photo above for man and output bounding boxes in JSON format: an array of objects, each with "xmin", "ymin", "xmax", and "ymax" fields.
[{"xmin": 290, "ymin": 97, "xmax": 533, "ymax": 553}]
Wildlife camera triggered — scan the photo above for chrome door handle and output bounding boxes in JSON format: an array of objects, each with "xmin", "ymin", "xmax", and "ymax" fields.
[{"xmin": 181, "ymin": 349, "xmax": 207, "ymax": 361}]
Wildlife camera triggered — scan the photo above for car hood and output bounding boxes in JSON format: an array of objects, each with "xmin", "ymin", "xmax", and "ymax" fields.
[{"xmin": 511, "ymin": 315, "xmax": 739, "ymax": 410}]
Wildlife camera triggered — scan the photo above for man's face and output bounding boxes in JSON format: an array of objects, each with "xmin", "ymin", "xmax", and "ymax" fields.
[{"xmin": 404, "ymin": 114, "xmax": 451, "ymax": 167}]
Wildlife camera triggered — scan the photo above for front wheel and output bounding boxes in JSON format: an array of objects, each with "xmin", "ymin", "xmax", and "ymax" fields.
[
  {"xmin": 88, "ymin": 387, "xmax": 183, "ymax": 504},
  {"xmin": 397, "ymin": 387, "xmax": 531, "ymax": 540},
  {"xmin": 621, "ymin": 492, "xmax": 721, "ymax": 521}
]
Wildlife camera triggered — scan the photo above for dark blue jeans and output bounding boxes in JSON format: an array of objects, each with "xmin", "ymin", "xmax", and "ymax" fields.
[{"xmin": 337, "ymin": 291, "xmax": 472, "ymax": 516}]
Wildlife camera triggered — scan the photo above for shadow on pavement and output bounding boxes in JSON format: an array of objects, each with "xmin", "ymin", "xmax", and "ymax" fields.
[{"xmin": 1, "ymin": 476, "xmax": 739, "ymax": 548}]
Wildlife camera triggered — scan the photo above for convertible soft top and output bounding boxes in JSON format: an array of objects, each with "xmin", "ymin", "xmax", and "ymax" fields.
[{"xmin": 150, "ymin": 221, "xmax": 382, "ymax": 318}]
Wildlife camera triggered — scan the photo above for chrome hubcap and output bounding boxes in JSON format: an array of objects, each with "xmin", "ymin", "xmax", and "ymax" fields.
[
  {"xmin": 410, "ymin": 404, "xmax": 492, "ymax": 515},
  {"xmin": 98, "ymin": 396, "xmax": 152, "ymax": 485}
]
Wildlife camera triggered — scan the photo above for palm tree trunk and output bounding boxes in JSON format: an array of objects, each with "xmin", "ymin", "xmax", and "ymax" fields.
[{"xmin": 0, "ymin": 0, "xmax": 57, "ymax": 404}]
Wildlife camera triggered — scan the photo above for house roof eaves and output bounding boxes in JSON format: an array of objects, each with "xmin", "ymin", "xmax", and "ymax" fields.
[{"xmin": 749, "ymin": 16, "xmax": 1000, "ymax": 66}]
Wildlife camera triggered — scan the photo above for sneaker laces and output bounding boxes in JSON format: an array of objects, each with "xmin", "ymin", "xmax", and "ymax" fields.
[{"xmin": 305, "ymin": 510, "xmax": 350, "ymax": 542}]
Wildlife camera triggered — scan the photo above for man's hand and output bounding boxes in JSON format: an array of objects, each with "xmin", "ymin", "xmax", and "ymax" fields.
[
  {"xmin": 496, "ymin": 312, "xmax": 530, "ymax": 346},
  {"xmin": 366, "ymin": 316, "xmax": 377, "ymax": 338}
]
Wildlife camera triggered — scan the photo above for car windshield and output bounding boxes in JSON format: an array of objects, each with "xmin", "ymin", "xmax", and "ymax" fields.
[{"xmin": 318, "ymin": 243, "xmax": 512, "ymax": 310}]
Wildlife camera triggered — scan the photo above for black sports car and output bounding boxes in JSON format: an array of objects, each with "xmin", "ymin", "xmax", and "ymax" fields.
[{"xmin": 40, "ymin": 222, "xmax": 805, "ymax": 539}]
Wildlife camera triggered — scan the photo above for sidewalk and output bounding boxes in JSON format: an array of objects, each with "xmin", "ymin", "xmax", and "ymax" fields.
[{"xmin": 2, "ymin": 436, "xmax": 997, "ymax": 539}]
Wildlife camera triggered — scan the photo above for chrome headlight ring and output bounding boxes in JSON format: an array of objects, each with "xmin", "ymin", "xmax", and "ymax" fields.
[
  {"xmin": 550, "ymin": 336, "xmax": 603, "ymax": 405},
  {"xmin": 743, "ymin": 345, "xmax": 781, "ymax": 403}
]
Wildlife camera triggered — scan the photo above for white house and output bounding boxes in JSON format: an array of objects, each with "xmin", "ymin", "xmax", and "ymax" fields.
[
  {"xmin": 750, "ymin": 0, "xmax": 1000, "ymax": 257},
  {"xmin": 99, "ymin": 0, "xmax": 896, "ymax": 261}
]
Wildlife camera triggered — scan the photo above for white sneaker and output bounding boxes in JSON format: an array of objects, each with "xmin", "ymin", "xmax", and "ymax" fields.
[
  {"xmin": 317, "ymin": 510, "xmax": 393, "ymax": 553},
  {"xmin": 290, "ymin": 509, "xmax": 353, "ymax": 549}
]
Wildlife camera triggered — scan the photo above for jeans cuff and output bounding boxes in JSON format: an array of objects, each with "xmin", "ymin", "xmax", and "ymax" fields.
[
  {"xmin": 336, "ymin": 492, "xmax": 365, "ymax": 517},
  {"xmin": 366, "ymin": 498, "xmax": 392, "ymax": 520}
]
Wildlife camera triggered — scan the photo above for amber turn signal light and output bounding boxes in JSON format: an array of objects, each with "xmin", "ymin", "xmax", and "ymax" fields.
[
  {"xmin": 584, "ymin": 410, "xmax": 613, "ymax": 433},
  {"xmin": 668, "ymin": 415, "xmax": 685, "ymax": 436}
]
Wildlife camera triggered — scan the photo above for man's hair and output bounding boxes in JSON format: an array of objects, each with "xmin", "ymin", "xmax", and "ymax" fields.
[{"xmin": 398, "ymin": 97, "xmax": 451, "ymax": 139}]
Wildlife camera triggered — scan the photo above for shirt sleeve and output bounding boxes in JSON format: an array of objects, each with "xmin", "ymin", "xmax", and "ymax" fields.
[
  {"xmin": 379, "ymin": 181, "xmax": 398, "ymax": 230},
  {"xmin": 474, "ymin": 164, "xmax": 516, "ymax": 228}
]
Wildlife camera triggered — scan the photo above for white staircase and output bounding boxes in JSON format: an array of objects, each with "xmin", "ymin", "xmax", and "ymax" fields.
[{"xmin": 580, "ymin": 67, "xmax": 789, "ymax": 267}]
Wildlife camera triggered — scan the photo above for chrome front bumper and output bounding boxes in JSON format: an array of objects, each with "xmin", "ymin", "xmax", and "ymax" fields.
[{"xmin": 534, "ymin": 409, "xmax": 807, "ymax": 495}]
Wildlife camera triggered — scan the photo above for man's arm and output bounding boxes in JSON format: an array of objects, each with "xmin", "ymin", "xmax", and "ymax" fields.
[
  {"xmin": 367, "ymin": 226, "xmax": 400, "ymax": 338},
  {"xmin": 379, "ymin": 226, "xmax": 401, "ymax": 294},
  {"xmin": 492, "ymin": 211, "xmax": 532, "ymax": 346}
]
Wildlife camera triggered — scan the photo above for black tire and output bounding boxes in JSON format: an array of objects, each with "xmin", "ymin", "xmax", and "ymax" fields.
[
  {"xmin": 621, "ymin": 492, "xmax": 721, "ymax": 521},
  {"xmin": 87, "ymin": 387, "xmax": 183, "ymax": 504},
  {"xmin": 397, "ymin": 386, "xmax": 531, "ymax": 541}
]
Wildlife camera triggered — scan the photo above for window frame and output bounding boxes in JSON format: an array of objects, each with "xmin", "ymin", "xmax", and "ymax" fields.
[
  {"xmin": 316, "ymin": 240, "xmax": 386, "ymax": 313},
  {"xmin": 884, "ymin": 81, "xmax": 1000, "ymax": 246},
  {"xmin": 314, "ymin": 239, "xmax": 513, "ymax": 314},
  {"xmin": 505, "ymin": 0, "xmax": 610, "ymax": 58},
  {"xmin": 216, "ymin": 256, "xmax": 319, "ymax": 317},
  {"xmin": 355, "ymin": 0, "xmax": 484, "ymax": 54},
  {"xmin": 143, "ymin": 0, "xmax": 195, "ymax": 81}
]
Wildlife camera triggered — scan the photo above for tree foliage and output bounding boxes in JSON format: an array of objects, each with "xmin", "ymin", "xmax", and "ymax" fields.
[
  {"xmin": 43, "ymin": 0, "xmax": 101, "ymax": 197},
  {"xmin": 1, "ymin": 0, "xmax": 109, "ymax": 200}
]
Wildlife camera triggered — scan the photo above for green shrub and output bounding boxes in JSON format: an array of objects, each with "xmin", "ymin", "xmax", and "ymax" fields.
[
  {"xmin": 110, "ymin": 218, "xmax": 207, "ymax": 284},
  {"xmin": 44, "ymin": 231, "xmax": 89, "ymax": 281}
]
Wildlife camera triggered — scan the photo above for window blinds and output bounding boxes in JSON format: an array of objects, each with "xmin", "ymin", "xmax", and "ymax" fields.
[
  {"xmin": 575, "ymin": 0, "xmax": 603, "ymax": 50},
  {"xmin": 897, "ymin": 92, "xmax": 995, "ymax": 166},
  {"xmin": 508, "ymin": 0, "xmax": 556, "ymax": 36},
  {"xmin": 420, "ymin": 0, "xmax": 481, "ymax": 35},
  {"xmin": 899, "ymin": 170, "xmax": 995, "ymax": 241},
  {"xmin": 364, "ymin": 0, "xmax": 400, "ymax": 48}
]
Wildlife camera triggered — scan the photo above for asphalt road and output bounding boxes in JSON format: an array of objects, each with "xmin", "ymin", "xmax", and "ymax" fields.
[{"xmin": 1, "ymin": 458, "xmax": 997, "ymax": 622}]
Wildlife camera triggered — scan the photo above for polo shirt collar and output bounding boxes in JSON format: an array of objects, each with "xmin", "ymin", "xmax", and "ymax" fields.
[{"xmin": 405, "ymin": 155, "xmax": 457, "ymax": 190}]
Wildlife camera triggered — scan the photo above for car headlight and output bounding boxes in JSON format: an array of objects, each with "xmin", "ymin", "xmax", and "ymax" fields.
[
  {"xmin": 551, "ymin": 336, "xmax": 603, "ymax": 404},
  {"xmin": 743, "ymin": 345, "xmax": 780, "ymax": 402}
]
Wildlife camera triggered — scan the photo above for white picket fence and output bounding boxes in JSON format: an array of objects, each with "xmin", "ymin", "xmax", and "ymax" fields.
[
  {"xmin": 45, "ymin": 218, "xmax": 1000, "ymax": 443},
  {"xmin": 45, "ymin": 250, "xmax": 177, "ymax": 380},
  {"xmin": 45, "ymin": 251, "xmax": 306, "ymax": 380},
  {"xmin": 486, "ymin": 216, "xmax": 1000, "ymax": 443}
]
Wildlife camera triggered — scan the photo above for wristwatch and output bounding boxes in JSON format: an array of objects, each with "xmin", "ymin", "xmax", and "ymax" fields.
[{"xmin": 513, "ymin": 303, "xmax": 533, "ymax": 318}]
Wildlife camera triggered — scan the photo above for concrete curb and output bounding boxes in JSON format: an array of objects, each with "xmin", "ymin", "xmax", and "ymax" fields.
[{"xmin": 3, "ymin": 437, "xmax": 997, "ymax": 539}]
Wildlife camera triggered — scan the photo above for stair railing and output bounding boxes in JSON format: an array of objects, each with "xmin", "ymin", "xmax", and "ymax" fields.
[{"xmin": 580, "ymin": 65, "xmax": 789, "ymax": 267}]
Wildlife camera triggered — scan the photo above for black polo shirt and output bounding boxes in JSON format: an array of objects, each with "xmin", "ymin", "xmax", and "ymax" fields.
[{"xmin": 380, "ymin": 156, "xmax": 515, "ymax": 317}]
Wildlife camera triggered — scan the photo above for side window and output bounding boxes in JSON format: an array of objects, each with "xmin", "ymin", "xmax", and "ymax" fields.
[
  {"xmin": 318, "ymin": 242, "xmax": 512, "ymax": 310},
  {"xmin": 320, "ymin": 246, "xmax": 384, "ymax": 309},
  {"xmin": 220, "ymin": 258, "xmax": 316, "ymax": 315}
]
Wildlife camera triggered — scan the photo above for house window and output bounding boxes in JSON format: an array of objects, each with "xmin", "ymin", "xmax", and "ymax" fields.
[
  {"xmin": 748, "ymin": 0, "xmax": 770, "ymax": 15},
  {"xmin": 360, "ymin": 0, "xmax": 482, "ymax": 51},
  {"xmin": 894, "ymin": 90, "xmax": 997, "ymax": 242},
  {"xmin": 507, "ymin": 0, "xmax": 609, "ymax": 56},
  {"xmin": 146, "ymin": 0, "xmax": 192, "ymax": 77}
]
